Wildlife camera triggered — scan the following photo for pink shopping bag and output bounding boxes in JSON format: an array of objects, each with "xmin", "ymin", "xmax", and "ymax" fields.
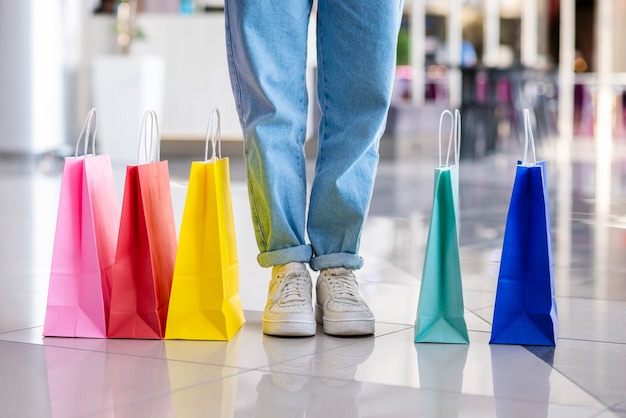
[{"xmin": 43, "ymin": 109, "xmax": 120, "ymax": 338}]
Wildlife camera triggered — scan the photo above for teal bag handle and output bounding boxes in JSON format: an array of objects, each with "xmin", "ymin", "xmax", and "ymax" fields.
[
  {"xmin": 453, "ymin": 109, "xmax": 461, "ymax": 166},
  {"xmin": 438, "ymin": 110, "xmax": 453, "ymax": 168},
  {"xmin": 438, "ymin": 108, "xmax": 462, "ymax": 230},
  {"xmin": 438, "ymin": 109, "xmax": 461, "ymax": 168}
]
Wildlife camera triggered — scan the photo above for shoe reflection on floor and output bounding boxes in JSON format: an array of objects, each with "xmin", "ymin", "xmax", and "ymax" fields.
[{"xmin": 257, "ymin": 335, "xmax": 375, "ymax": 417}]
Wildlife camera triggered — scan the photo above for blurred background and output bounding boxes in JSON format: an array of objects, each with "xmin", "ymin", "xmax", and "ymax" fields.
[
  {"xmin": 1, "ymin": 3, "xmax": 626, "ymax": 415},
  {"xmin": 1, "ymin": 0, "xmax": 623, "ymax": 163}
]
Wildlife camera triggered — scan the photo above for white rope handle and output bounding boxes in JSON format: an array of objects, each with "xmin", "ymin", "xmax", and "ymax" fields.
[
  {"xmin": 204, "ymin": 107, "xmax": 222, "ymax": 162},
  {"xmin": 75, "ymin": 108, "xmax": 97, "ymax": 157},
  {"xmin": 136, "ymin": 110, "xmax": 160, "ymax": 164},
  {"xmin": 439, "ymin": 109, "xmax": 461, "ymax": 168},
  {"xmin": 522, "ymin": 108, "xmax": 537, "ymax": 165},
  {"xmin": 438, "ymin": 110, "xmax": 454, "ymax": 167},
  {"xmin": 446, "ymin": 109, "xmax": 462, "ymax": 167}
]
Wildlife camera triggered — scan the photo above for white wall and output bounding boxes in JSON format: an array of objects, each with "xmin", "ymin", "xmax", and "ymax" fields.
[
  {"xmin": 83, "ymin": 13, "xmax": 242, "ymax": 141},
  {"xmin": 83, "ymin": 12, "xmax": 319, "ymax": 142}
]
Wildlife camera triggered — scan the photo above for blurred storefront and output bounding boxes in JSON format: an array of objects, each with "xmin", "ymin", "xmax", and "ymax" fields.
[{"xmin": 1, "ymin": 1, "xmax": 626, "ymax": 160}]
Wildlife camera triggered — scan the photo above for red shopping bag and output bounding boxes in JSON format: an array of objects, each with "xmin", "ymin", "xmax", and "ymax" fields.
[
  {"xmin": 108, "ymin": 111, "xmax": 177, "ymax": 339},
  {"xmin": 43, "ymin": 109, "xmax": 119, "ymax": 338}
]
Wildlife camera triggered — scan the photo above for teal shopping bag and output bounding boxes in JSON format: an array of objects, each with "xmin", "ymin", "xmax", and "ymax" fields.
[{"xmin": 415, "ymin": 110, "xmax": 469, "ymax": 344}]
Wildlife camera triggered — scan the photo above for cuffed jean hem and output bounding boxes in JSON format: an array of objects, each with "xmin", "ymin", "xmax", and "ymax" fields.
[
  {"xmin": 309, "ymin": 253, "xmax": 364, "ymax": 271},
  {"xmin": 257, "ymin": 244, "xmax": 313, "ymax": 268}
]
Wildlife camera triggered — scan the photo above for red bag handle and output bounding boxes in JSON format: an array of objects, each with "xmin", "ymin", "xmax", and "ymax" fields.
[{"xmin": 137, "ymin": 110, "xmax": 160, "ymax": 164}]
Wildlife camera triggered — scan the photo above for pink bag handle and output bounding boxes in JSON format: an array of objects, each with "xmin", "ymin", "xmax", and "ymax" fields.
[
  {"xmin": 137, "ymin": 110, "xmax": 160, "ymax": 164},
  {"xmin": 204, "ymin": 107, "xmax": 221, "ymax": 162},
  {"xmin": 74, "ymin": 108, "xmax": 97, "ymax": 158}
]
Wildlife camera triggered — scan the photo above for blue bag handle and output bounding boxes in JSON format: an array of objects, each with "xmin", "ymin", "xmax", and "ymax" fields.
[{"xmin": 522, "ymin": 108, "xmax": 537, "ymax": 166}]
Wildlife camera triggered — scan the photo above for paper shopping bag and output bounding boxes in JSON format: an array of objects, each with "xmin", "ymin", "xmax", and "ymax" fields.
[
  {"xmin": 490, "ymin": 109, "xmax": 558, "ymax": 346},
  {"xmin": 44, "ymin": 109, "xmax": 119, "ymax": 338},
  {"xmin": 108, "ymin": 111, "xmax": 177, "ymax": 339},
  {"xmin": 165, "ymin": 108, "xmax": 245, "ymax": 340},
  {"xmin": 415, "ymin": 109, "xmax": 469, "ymax": 344}
]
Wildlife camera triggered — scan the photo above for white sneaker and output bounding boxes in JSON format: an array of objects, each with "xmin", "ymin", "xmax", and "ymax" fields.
[
  {"xmin": 263, "ymin": 262, "xmax": 316, "ymax": 337},
  {"xmin": 315, "ymin": 267, "xmax": 375, "ymax": 336}
]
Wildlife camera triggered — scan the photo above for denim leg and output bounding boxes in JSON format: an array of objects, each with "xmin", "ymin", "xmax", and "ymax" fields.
[
  {"xmin": 308, "ymin": 0, "xmax": 404, "ymax": 271},
  {"xmin": 225, "ymin": 0, "xmax": 314, "ymax": 268}
]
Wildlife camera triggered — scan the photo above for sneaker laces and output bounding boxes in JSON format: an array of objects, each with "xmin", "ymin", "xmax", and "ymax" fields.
[
  {"xmin": 323, "ymin": 268, "xmax": 362, "ymax": 303},
  {"xmin": 272, "ymin": 271, "xmax": 310, "ymax": 306}
]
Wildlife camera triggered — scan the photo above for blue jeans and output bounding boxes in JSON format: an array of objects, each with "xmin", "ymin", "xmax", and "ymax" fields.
[{"xmin": 225, "ymin": 0, "xmax": 403, "ymax": 270}]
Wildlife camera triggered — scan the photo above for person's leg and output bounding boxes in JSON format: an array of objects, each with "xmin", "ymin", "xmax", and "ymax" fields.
[
  {"xmin": 225, "ymin": 0, "xmax": 313, "ymax": 268},
  {"xmin": 308, "ymin": 0, "xmax": 404, "ymax": 271},
  {"xmin": 225, "ymin": 0, "xmax": 317, "ymax": 336},
  {"xmin": 309, "ymin": 0, "xmax": 403, "ymax": 336}
]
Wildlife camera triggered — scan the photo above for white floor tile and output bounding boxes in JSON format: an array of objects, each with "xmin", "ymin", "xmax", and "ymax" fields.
[{"xmin": 1, "ymin": 139, "xmax": 626, "ymax": 417}]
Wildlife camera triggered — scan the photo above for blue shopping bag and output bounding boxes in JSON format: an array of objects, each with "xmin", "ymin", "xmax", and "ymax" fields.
[
  {"xmin": 490, "ymin": 109, "xmax": 558, "ymax": 346},
  {"xmin": 415, "ymin": 109, "xmax": 469, "ymax": 344}
]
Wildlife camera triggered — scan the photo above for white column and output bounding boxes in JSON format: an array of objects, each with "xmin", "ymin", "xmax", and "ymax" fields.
[
  {"xmin": 595, "ymin": 0, "xmax": 613, "ymax": 218},
  {"xmin": 0, "ymin": 1, "xmax": 67, "ymax": 154},
  {"xmin": 594, "ymin": 0, "xmax": 614, "ymax": 296},
  {"xmin": 521, "ymin": 0, "xmax": 538, "ymax": 68},
  {"xmin": 483, "ymin": 0, "xmax": 500, "ymax": 67},
  {"xmin": 558, "ymin": 0, "xmax": 575, "ymax": 143},
  {"xmin": 410, "ymin": 0, "xmax": 426, "ymax": 106},
  {"xmin": 556, "ymin": 0, "xmax": 575, "ymax": 292},
  {"xmin": 613, "ymin": 0, "xmax": 626, "ymax": 71},
  {"xmin": 447, "ymin": 0, "xmax": 462, "ymax": 108},
  {"xmin": 537, "ymin": 0, "xmax": 551, "ymax": 62}
]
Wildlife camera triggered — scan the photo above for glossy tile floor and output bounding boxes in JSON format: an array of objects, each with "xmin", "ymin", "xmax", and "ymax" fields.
[{"xmin": 1, "ymin": 131, "xmax": 625, "ymax": 417}]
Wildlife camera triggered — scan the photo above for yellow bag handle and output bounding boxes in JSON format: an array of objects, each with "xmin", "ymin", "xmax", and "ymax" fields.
[{"xmin": 204, "ymin": 107, "xmax": 221, "ymax": 162}]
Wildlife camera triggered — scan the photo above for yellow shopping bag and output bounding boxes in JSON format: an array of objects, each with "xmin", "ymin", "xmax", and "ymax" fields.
[{"xmin": 165, "ymin": 108, "xmax": 245, "ymax": 340}]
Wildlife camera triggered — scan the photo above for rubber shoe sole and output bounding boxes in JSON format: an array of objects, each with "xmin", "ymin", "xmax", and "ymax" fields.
[
  {"xmin": 263, "ymin": 317, "xmax": 316, "ymax": 337},
  {"xmin": 315, "ymin": 307, "xmax": 374, "ymax": 336}
]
